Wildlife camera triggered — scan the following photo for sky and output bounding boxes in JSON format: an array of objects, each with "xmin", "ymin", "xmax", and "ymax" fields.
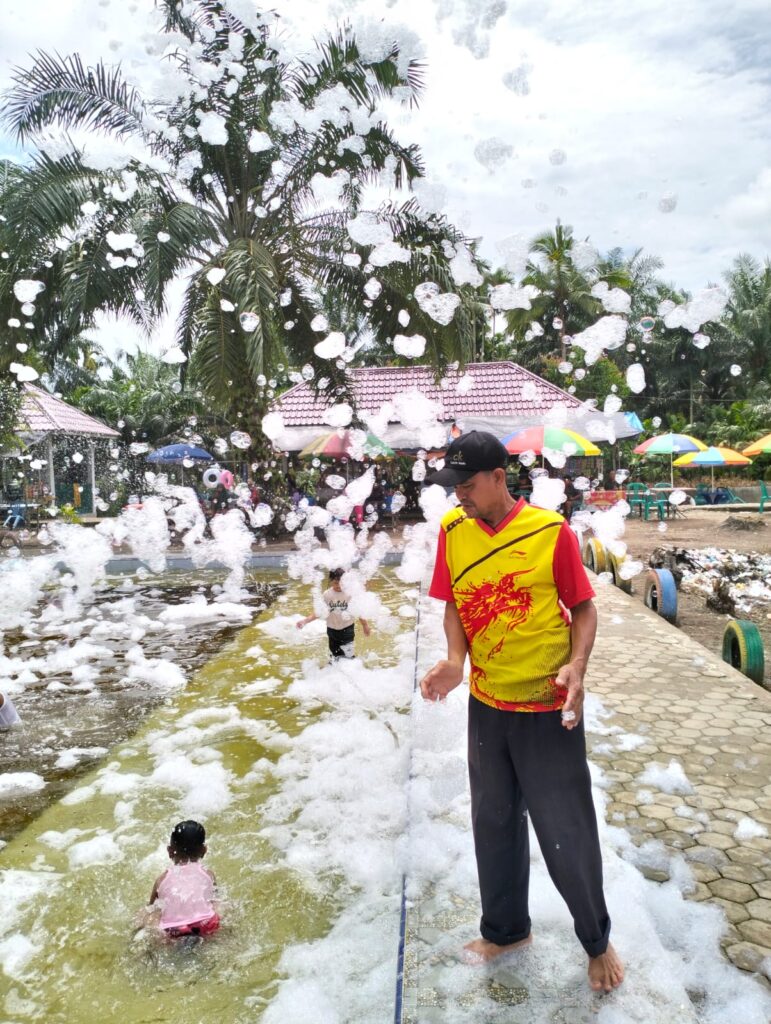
[{"xmin": 1, "ymin": 0, "xmax": 770, "ymax": 359}]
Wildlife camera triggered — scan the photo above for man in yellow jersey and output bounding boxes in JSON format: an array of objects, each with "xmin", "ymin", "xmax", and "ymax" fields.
[{"xmin": 421, "ymin": 430, "xmax": 624, "ymax": 994}]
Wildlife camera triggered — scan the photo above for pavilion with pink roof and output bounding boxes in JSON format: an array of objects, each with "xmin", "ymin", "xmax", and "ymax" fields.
[
  {"xmin": 2, "ymin": 385, "xmax": 119, "ymax": 516},
  {"xmin": 271, "ymin": 362, "xmax": 642, "ymax": 452}
]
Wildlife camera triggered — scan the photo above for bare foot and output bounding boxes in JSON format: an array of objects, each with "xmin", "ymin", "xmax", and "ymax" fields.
[
  {"xmin": 588, "ymin": 943, "xmax": 624, "ymax": 992},
  {"xmin": 462, "ymin": 934, "xmax": 532, "ymax": 964}
]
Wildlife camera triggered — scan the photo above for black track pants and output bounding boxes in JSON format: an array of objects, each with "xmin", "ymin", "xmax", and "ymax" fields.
[
  {"xmin": 327, "ymin": 624, "xmax": 355, "ymax": 660},
  {"xmin": 468, "ymin": 695, "xmax": 611, "ymax": 957}
]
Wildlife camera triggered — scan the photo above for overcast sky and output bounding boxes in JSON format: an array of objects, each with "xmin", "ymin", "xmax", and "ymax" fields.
[{"xmin": 1, "ymin": 0, "xmax": 770, "ymax": 359}]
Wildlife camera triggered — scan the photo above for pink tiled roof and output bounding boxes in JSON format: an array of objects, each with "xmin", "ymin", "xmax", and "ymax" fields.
[
  {"xmin": 274, "ymin": 362, "xmax": 584, "ymax": 427},
  {"xmin": 19, "ymin": 384, "xmax": 120, "ymax": 438}
]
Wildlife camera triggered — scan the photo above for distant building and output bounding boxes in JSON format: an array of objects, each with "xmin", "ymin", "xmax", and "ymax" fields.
[
  {"xmin": 1, "ymin": 385, "xmax": 119, "ymax": 515},
  {"xmin": 272, "ymin": 361, "xmax": 641, "ymax": 451}
]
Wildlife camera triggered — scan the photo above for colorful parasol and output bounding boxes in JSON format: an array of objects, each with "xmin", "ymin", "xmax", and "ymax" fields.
[
  {"xmin": 298, "ymin": 430, "xmax": 394, "ymax": 460},
  {"xmin": 673, "ymin": 446, "xmax": 752, "ymax": 490},
  {"xmin": 501, "ymin": 425, "xmax": 601, "ymax": 457},
  {"xmin": 633, "ymin": 432, "xmax": 707, "ymax": 487},
  {"xmin": 741, "ymin": 433, "xmax": 771, "ymax": 457}
]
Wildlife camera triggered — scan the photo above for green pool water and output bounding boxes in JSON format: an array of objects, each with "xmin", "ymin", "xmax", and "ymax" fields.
[{"xmin": 0, "ymin": 574, "xmax": 412, "ymax": 1023}]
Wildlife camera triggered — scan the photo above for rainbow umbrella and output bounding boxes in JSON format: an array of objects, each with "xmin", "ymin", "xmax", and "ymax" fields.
[
  {"xmin": 742, "ymin": 433, "xmax": 771, "ymax": 457},
  {"xmin": 673, "ymin": 446, "xmax": 752, "ymax": 491},
  {"xmin": 299, "ymin": 429, "xmax": 394, "ymax": 460},
  {"xmin": 633, "ymin": 432, "xmax": 707, "ymax": 486},
  {"xmin": 501, "ymin": 425, "xmax": 601, "ymax": 457}
]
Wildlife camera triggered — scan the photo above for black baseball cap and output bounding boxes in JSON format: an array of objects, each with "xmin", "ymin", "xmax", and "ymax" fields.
[{"xmin": 428, "ymin": 431, "xmax": 509, "ymax": 486}]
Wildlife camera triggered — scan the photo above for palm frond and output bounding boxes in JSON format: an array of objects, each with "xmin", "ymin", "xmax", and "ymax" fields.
[{"xmin": 1, "ymin": 51, "xmax": 145, "ymax": 141}]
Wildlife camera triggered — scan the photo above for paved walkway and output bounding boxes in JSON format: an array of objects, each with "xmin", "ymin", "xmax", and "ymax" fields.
[
  {"xmin": 590, "ymin": 581, "xmax": 771, "ymax": 977},
  {"xmin": 399, "ymin": 577, "xmax": 771, "ymax": 1021}
]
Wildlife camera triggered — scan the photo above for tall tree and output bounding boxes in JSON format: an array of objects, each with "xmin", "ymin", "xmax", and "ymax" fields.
[
  {"xmin": 503, "ymin": 222, "xmax": 631, "ymax": 365},
  {"xmin": 0, "ymin": 1, "xmax": 483, "ymax": 451}
]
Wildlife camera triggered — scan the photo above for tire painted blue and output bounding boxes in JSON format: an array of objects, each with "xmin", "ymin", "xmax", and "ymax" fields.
[{"xmin": 644, "ymin": 568, "xmax": 678, "ymax": 624}]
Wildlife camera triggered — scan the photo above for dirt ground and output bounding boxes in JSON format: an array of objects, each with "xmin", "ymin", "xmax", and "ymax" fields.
[{"xmin": 620, "ymin": 509, "xmax": 771, "ymax": 688}]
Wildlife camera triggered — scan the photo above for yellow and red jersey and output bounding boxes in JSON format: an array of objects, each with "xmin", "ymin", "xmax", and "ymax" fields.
[{"xmin": 429, "ymin": 499, "xmax": 594, "ymax": 712}]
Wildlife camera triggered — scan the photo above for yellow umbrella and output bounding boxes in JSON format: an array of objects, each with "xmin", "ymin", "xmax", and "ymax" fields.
[
  {"xmin": 673, "ymin": 445, "xmax": 752, "ymax": 491},
  {"xmin": 742, "ymin": 433, "xmax": 771, "ymax": 457}
]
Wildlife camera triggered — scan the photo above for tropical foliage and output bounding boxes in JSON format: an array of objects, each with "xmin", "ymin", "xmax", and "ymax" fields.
[
  {"xmin": 0, "ymin": 0, "xmax": 484, "ymax": 452},
  {"xmin": 72, "ymin": 350, "xmax": 215, "ymax": 448}
]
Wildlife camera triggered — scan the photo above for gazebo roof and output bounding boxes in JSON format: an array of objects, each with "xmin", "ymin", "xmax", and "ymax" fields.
[
  {"xmin": 275, "ymin": 362, "xmax": 585, "ymax": 426},
  {"xmin": 19, "ymin": 384, "xmax": 119, "ymax": 439}
]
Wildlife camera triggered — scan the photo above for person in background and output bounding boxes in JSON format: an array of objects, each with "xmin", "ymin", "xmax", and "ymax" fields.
[
  {"xmin": 149, "ymin": 820, "xmax": 220, "ymax": 941},
  {"xmin": 247, "ymin": 477, "xmax": 262, "ymax": 508},
  {"xmin": 562, "ymin": 475, "xmax": 581, "ymax": 518},
  {"xmin": 296, "ymin": 568, "xmax": 372, "ymax": 660},
  {"xmin": 210, "ymin": 481, "xmax": 232, "ymax": 516}
]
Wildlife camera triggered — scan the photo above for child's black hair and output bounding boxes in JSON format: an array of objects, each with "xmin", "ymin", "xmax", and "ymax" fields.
[
  {"xmin": 169, "ymin": 820, "xmax": 206, "ymax": 857},
  {"xmin": 328, "ymin": 568, "xmax": 344, "ymax": 581}
]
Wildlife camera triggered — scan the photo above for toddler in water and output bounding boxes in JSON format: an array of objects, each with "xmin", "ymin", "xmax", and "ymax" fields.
[
  {"xmin": 296, "ymin": 568, "xmax": 371, "ymax": 660},
  {"xmin": 149, "ymin": 820, "xmax": 220, "ymax": 939}
]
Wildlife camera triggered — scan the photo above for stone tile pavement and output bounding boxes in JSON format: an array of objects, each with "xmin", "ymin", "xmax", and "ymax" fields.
[{"xmin": 588, "ymin": 581, "xmax": 771, "ymax": 980}]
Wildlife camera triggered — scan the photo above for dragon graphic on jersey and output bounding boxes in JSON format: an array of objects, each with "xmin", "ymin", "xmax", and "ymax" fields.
[{"xmin": 455, "ymin": 569, "xmax": 534, "ymax": 659}]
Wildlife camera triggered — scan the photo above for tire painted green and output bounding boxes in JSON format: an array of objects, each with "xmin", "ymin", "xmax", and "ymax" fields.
[{"xmin": 722, "ymin": 619, "xmax": 765, "ymax": 685}]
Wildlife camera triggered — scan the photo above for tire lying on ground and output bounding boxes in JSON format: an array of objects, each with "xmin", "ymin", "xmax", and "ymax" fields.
[
  {"xmin": 722, "ymin": 619, "xmax": 765, "ymax": 685},
  {"xmin": 644, "ymin": 568, "xmax": 678, "ymax": 624},
  {"xmin": 582, "ymin": 538, "xmax": 608, "ymax": 575},
  {"xmin": 608, "ymin": 551, "xmax": 633, "ymax": 594}
]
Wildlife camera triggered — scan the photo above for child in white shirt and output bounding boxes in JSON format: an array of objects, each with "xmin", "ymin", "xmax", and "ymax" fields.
[{"xmin": 296, "ymin": 568, "xmax": 371, "ymax": 659}]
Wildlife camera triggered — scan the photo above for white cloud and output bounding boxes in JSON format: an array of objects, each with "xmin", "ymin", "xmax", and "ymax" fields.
[{"xmin": 721, "ymin": 167, "xmax": 771, "ymax": 228}]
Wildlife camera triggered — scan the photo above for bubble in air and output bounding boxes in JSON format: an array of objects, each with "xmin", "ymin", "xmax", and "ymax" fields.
[
  {"xmin": 239, "ymin": 311, "xmax": 260, "ymax": 332},
  {"xmin": 230, "ymin": 430, "xmax": 252, "ymax": 450}
]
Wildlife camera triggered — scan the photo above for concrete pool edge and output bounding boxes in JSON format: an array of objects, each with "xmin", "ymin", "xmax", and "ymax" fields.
[{"xmin": 104, "ymin": 550, "xmax": 405, "ymax": 574}]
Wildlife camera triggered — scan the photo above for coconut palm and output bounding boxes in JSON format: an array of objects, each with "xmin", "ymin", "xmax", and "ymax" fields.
[
  {"xmin": 74, "ymin": 350, "xmax": 214, "ymax": 448},
  {"xmin": 504, "ymin": 222, "xmax": 631, "ymax": 362},
  {"xmin": 724, "ymin": 254, "xmax": 771, "ymax": 385},
  {"xmin": 0, "ymin": 1, "xmax": 482, "ymax": 448}
]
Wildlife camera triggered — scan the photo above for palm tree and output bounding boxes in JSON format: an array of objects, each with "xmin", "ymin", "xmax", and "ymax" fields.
[
  {"xmin": 724, "ymin": 254, "xmax": 771, "ymax": 385},
  {"xmin": 505, "ymin": 222, "xmax": 631, "ymax": 363},
  {"xmin": 0, "ymin": 1, "xmax": 482, "ymax": 451},
  {"xmin": 74, "ymin": 350, "xmax": 216, "ymax": 447}
]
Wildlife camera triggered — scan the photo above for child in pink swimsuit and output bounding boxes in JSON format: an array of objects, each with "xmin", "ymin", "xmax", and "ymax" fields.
[{"xmin": 150, "ymin": 820, "xmax": 220, "ymax": 939}]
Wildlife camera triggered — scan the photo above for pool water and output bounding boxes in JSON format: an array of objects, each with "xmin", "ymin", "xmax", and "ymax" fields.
[{"xmin": 0, "ymin": 573, "xmax": 416, "ymax": 1022}]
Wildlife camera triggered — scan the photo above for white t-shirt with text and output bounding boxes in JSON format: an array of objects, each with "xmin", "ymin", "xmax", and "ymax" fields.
[{"xmin": 323, "ymin": 588, "xmax": 355, "ymax": 630}]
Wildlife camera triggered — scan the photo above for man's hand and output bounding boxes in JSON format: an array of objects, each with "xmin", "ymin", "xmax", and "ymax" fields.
[
  {"xmin": 555, "ymin": 661, "xmax": 585, "ymax": 729},
  {"xmin": 419, "ymin": 659, "xmax": 464, "ymax": 702},
  {"xmin": 362, "ymin": 622, "xmax": 371, "ymax": 637}
]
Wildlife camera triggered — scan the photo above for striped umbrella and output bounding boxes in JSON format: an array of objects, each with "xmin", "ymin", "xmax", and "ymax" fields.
[
  {"xmin": 501, "ymin": 425, "xmax": 601, "ymax": 457},
  {"xmin": 673, "ymin": 445, "xmax": 752, "ymax": 491},
  {"xmin": 742, "ymin": 433, "xmax": 771, "ymax": 457},
  {"xmin": 298, "ymin": 430, "xmax": 394, "ymax": 460},
  {"xmin": 633, "ymin": 432, "xmax": 707, "ymax": 486}
]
